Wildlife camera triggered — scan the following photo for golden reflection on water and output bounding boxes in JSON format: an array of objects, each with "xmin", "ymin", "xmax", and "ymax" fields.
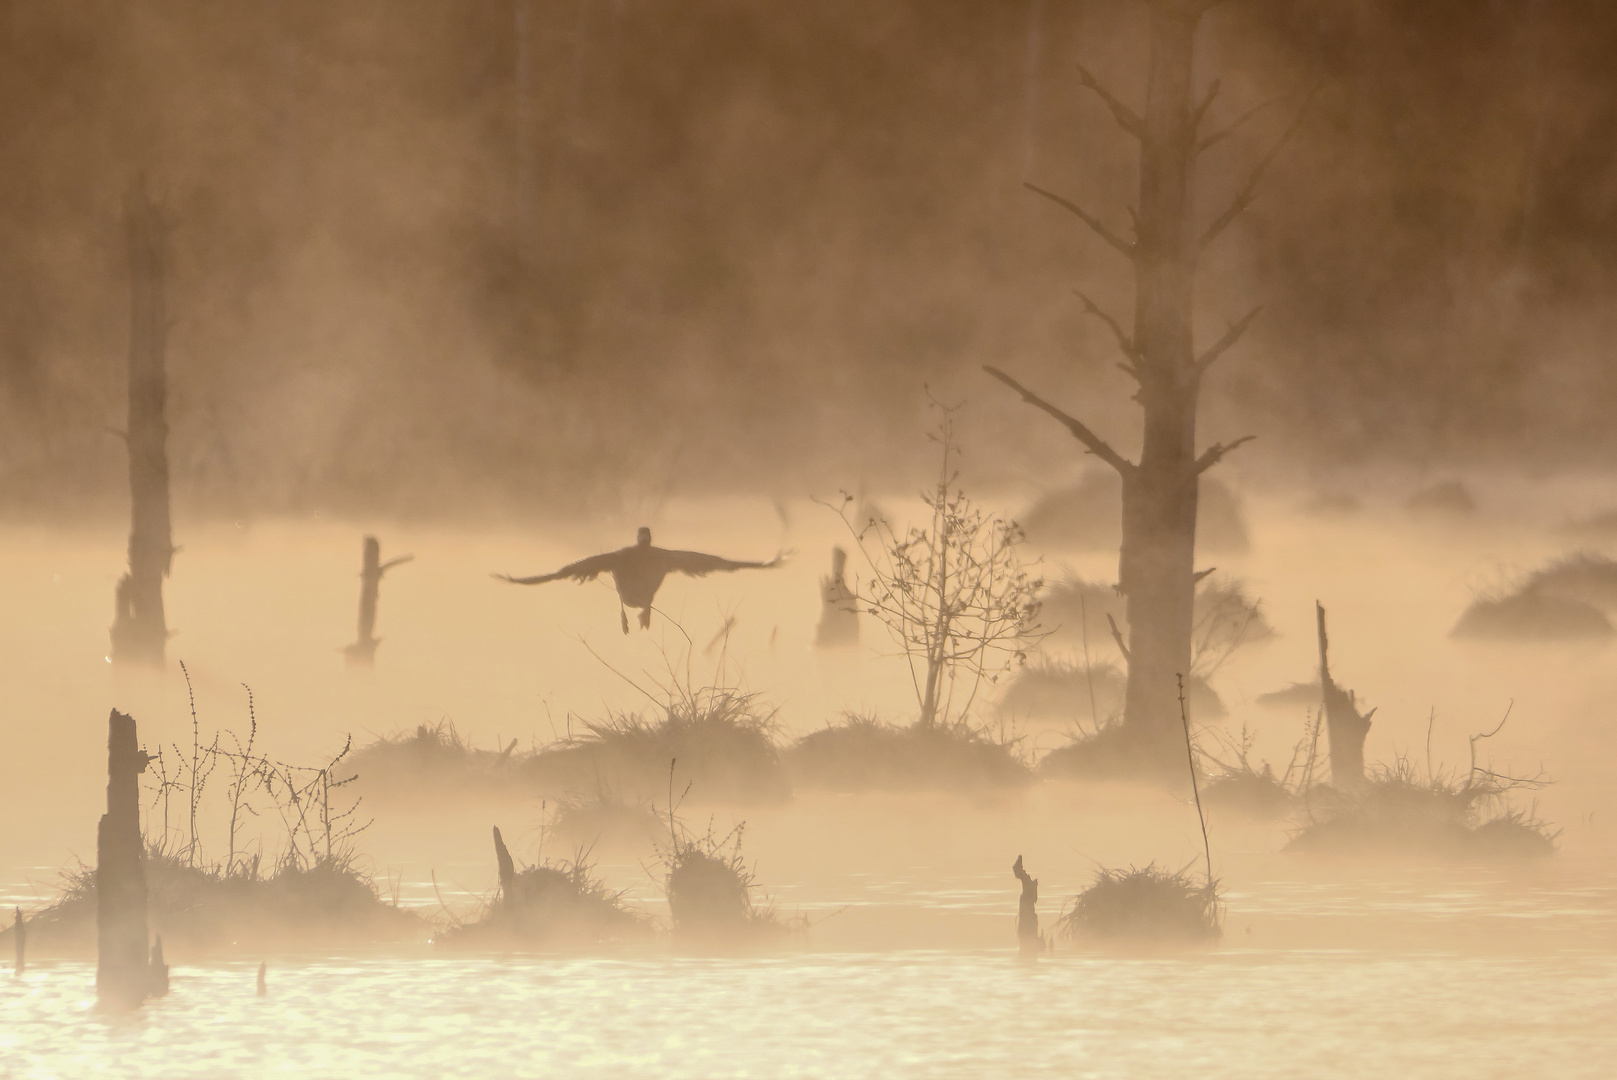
[{"xmin": 5, "ymin": 952, "xmax": 1617, "ymax": 1078}]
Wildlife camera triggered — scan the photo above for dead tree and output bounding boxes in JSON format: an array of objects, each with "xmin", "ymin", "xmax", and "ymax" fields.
[
  {"xmin": 1316, "ymin": 603, "xmax": 1373, "ymax": 790},
  {"xmin": 110, "ymin": 180, "xmax": 174, "ymax": 667},
  {"xmin": 813, "ymin": 546, "xmax": 859, "ymax": 648},
  {"xmin": 986, "ymin": 0, "xmax": 1293, "ymax": 768},
  {"xmin": 12, "ymin": 907, "xmax": 23, "ymax": 975},
  {"xmin": 96, "ymin": 709, "xmax": 167, "ymax": 1007},
  {"xmin": 343, "ymin": 536, "xmax": 413, "ymax": 665},
  {"xmin": 1011, "ymin": 855, "xmax": 1040, "ymax": 955}
]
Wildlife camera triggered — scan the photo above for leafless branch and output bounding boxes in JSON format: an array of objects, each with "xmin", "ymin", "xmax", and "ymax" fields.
[
  {"xmin": 982, "ymin": 366, "xmax": 1135, "ymax": 475},
  {"xmin": 1196, "ymin": 94, "xmax": 1286, "ymax": 155},
  {"xmin": 1106, "ymin": 613, "xmax": 1131, "ymax": 664},
  {"xmin": 1189, "ymin": 305, "xmax": 1262, "ymax": 382},
  {"xmin": 1076, "ymin": 64, "xmax": 1144, "ymax": 139},
  {"xmin": 1072, "ymin": 289, "xmax": 1141, "ymax": 372},
  {"xmin": 1194, "ymin": 435, "xmax": 1257, "ymax": 474},
  {"xmin": 1190, "ymin": 78, "xmax": 1221, "ymax": 133},
  {"xmin": 1023, "ymin": 181, "xmax": 1136, "ymax": 259},
  {"xmin": 1199, "ymin": 86, "xmax": 1320, "ymax": 252}
]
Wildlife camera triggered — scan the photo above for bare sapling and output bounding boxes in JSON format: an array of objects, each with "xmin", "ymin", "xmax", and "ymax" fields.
[{"xmin": 824, "ymin": 400, "xmax": 1046, "ymax": 730}]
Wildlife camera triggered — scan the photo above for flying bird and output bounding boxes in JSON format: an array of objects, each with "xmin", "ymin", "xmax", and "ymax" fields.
[{"xmin": 495, "ymin": 527, "xmax": 786, "ymax": 633}]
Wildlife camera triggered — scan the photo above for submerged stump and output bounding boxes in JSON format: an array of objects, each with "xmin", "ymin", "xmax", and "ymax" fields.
[
  {"xmin": 1317, "ymin": 603, "xmax": 1373, "ymax": 791},
  {"xmin": 96, "ymin": 709, "xmax": 166, "ymax": 1007},
  {"xmin": 1012, "ymin": 855, "xmax": 1040, "ymax": 956}
]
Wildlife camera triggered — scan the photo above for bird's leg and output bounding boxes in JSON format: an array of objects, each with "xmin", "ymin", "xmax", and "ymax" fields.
[{"xmin": 620, "ymin": 603, "xmax": 629, "ymax": 635}]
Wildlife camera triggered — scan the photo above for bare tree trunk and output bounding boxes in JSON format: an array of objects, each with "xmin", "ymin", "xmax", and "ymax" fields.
[
  {"xmin": 1118, "ymin": 3, "xmax": 1201, "ymax": 764},
  {"xmin": 97, "ymin": 709, "xmax": 164, "ymax": 1008},
  {"xmin": 988, "ymin": 0, "xmax": 1269, "ymax": 770},
  {"xmin": 1316, "ymin": 603, "xmax": 1373, "ymax": 791},
  {"xmin": 12, "ymin": 907, "xmax": 23, "ymax": 974},
  {"xmin": 110, "ymin": 180, "xmax": 173, "ymax": 668},
  {"xmin": 344, "ymin": 536, "xmax": 412, "ymax": 666}
]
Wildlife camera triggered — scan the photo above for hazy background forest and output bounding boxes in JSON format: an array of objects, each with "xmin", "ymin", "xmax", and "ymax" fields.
[{"xmin": 4, "ymin": 0, "xmax": 1617, "ymax": 523}]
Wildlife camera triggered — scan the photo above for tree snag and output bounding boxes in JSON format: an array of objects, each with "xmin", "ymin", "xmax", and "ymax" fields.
[
  {"xmin": 1012, "ymin": 855, "xmax": 1040, "ymax": 955},
  {"xmin": 1316, "ymin": 602, "xmax": 1373, "ymax": 791},
  {"xmin": 96, "ymin": 709, "xmax": 166, "ymax": 1007},
  {"xmin": 987, "ymin": 0, "xmax": 1290, "ymax": 769},
  {"xmin": 343, "ymin": 536, "xmax": 413, "ymax": 666},
  {"xmin": 110, "ymin": 179, "xmax": 174, "ymax": 668},
  {"xmin": 814, "ymin": 546, "xmax": 859, "ymax": 648}
]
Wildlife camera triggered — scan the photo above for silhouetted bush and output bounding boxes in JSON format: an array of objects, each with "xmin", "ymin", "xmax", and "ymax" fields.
[
  {"xmin": 659, "ymin": 821, "xmax": 786, "ymax": 945},
  {"xmin": 1022, "ymin": 471, "xmax": 1250, "ymax": 553},
  {"xmin": 1452, "ymin": 553, "xmax": 1617, "ymax": 641}
]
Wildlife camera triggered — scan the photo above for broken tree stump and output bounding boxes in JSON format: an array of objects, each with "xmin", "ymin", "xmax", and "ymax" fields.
[
  {"xmin": 492, "ymin": 826, "xmax": 518, "ymax": 902},
  {"xmin": 12, "ymin": 907, "xmax": 23, "ymax": 974},
  {"xmin": 814, "ymin": 546, "xmax": 859, "ymax": 648},
  {"xmin": 343, "ymin": 536, "xmax": 412, "ymax": 666},
  {"xmin": 1012, "ymin": 855, "xmax": 1040, "ymax": 956},
  {"xmin": 96, "ymin": 708, "xmax": 165, "ymax": 1007},
  {"xmin": 1317, "ymin": 603, "xmax": 1374, "ymax": 791},
  {"xmin": 110, "ymin": 179, "xmax": 174, "ymax": 667}
]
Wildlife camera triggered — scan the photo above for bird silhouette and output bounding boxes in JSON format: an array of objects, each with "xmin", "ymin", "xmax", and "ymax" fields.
[{"xmin": 495, "ymin": 527, "xmax": 786, "ymax": 633}]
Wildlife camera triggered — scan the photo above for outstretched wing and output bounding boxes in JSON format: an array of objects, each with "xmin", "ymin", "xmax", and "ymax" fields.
[
  {"xmin": 493, "ymin": 551, "xmax": 620, "ymax": 586},
  {"xmin": 659, "ymin": 548, "xmax": 785, "ymax": 578}
]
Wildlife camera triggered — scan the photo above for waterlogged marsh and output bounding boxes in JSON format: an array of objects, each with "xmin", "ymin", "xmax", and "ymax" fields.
[{"xmin": 4, "ymin": 491, "xmax": 1617, "ymax": 1073}]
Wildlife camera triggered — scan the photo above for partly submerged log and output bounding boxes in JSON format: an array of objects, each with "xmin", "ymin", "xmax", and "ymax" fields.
[
  {"xmin": 343, "ymin": 536, "xmax": 413, "ymax": 666},
  {"xmin": 1317, "ymin": 603, "xmax": 1374, "ymax": 791},
  {"xmin": 110, "ymin": 179, "xmax": 174, "ymax": 668},
  {"xmin": 814, "ymin": 546, "xmax": 859, "ymax": 648},
  {"xmin": 97, "ymin": 709, "xmax": 166, "ymax": 1007},
  {"xmin": 1012, "ymin": 855, "xmax": 1039, "ymax": 956}
]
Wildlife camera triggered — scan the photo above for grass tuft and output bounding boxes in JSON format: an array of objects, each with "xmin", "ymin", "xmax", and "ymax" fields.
[{"xmin": 1056, "ymin": 864, "xmax": 1221, "ymax": 945}]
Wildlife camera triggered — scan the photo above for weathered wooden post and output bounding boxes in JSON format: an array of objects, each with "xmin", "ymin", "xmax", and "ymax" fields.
[
  {"xmin": 1012, "ymin": 855, "xmax": 1040, "ymax": 956},
  {"xmin": 96, "ymin": 709, "xmax": 165, "ymax": 1007},
  {"xmin": 12, "ymin": 907, "xmax": 23, "ymax": 974},
  {"xmin": 343, "ymin": 536, "xmax": 413, "ymax": 666},
  {"xmin": 110, "ymin": 179, "xmax": 174, "ymax": 667},
  {"xmin": 814, "ymin": 546, "xmax": 859, "ymax": 648},
  {"xmin": 1317, "ymin": 603, "xmax": 1374, "ymax": 791}
]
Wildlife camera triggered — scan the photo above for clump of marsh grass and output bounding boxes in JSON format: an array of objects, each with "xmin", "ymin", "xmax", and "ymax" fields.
[
  {"xmin": 349, "ymin": 720, "xmax": 528, "ymax": 796},
  {"xmin": 1196, "ymin": 717, "xmax": 1323, "ymax": 819},
  {"xmin": 1056, "ymin": 864, "xmax": 1221, "ymax": 945},
  {"xmin": 531, "ymin": 687, "xmax": 790, "ymax": 804},
  {"xmin": 16, "ymin": 845, "xmax": 419, "ymax": 956},
  {"xmin": 785, "ymin": 711, "xmax": 1031, "ymax": 792},
  {"xmin": 1451, "ymin": 552, "xmax": 1617, "ymax": 642},
  {"xmin": 442, "ymin": 839, "xmax": 648, "ymax": 949},
  {"xmin": 1286, "ymin": 756, "xmax": 1557, "ymax": 859},
  {"xmin": 657, "ymin": 818, "xmax": 785, "ymax": 944},
  {"xmin": 551, "ymin": 783, "xmax": 664, "ymax": 848}
]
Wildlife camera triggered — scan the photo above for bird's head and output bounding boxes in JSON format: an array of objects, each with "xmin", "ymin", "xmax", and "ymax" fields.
[{"xmin": 636, "ymin": 526, "xmax": 652, "ymax": 548}]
